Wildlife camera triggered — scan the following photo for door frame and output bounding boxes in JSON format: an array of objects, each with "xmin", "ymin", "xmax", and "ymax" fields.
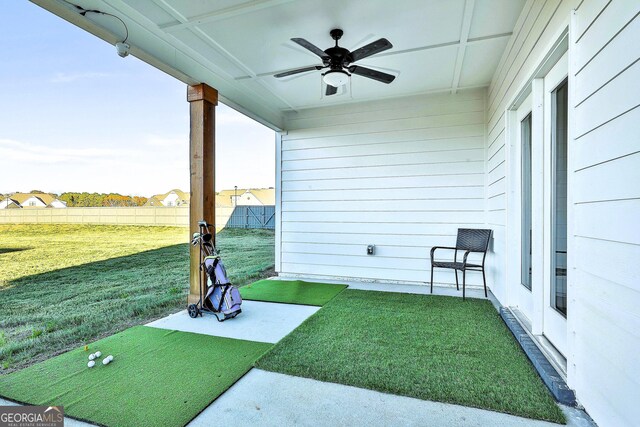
[
  {"xmin": 506, "ymin": 94, "xmax": 537, "ymax": 322},
  {"xmin": 505, "ymin": 29, "xmax": 570, "ymax": 346},
  {"xmin": 542, "ymin": 52, "xmax": 569, "ymax": 355}
]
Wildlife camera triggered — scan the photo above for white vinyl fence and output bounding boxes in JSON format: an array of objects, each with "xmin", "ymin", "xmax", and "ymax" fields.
[{"xmin": 0, "ymin": 206, "xmax": 234, "ymax": 228}]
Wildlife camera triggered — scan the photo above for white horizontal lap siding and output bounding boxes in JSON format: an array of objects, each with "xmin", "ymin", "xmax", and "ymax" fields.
[
  {"xmin": 571, "ymin": 2, "xmax": 640, "ymax": 427},
  {"xmin": 280, "ymin": 88, "xmax": 487, "ymax": 286},
  {"xmin": 490, "ymin": 0, "xmax": 640, "ymax": 425}
]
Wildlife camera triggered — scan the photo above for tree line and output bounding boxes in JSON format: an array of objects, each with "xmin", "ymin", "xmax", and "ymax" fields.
[{"xmin": 57, "ymin": 192, "xmax": 148, "ymax": 207}]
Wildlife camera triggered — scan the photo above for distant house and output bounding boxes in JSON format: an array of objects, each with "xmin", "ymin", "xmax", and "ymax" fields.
[
  {"xmin": 216, "ymin": 188, "xmax": 275, "ymax": 207},
  {"xmin": 144, "ymin": 189, "xmax": 190, "ymax": 207},
  {"xmin": 0, "ymin": 198, "xmax": 20, "ymax": 209},
  {"xmin": 0, "ymin": 193, "xmax": 67, "ymax": 209},
  {"xmin": 248, "ymin": 188, "xmax": 275, "ymax": 205}
]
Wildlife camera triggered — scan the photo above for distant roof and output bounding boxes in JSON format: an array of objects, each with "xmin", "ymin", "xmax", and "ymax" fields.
[
  {"xmin": 0, "ymin": 198, "xmax": 21, "ymax": 208},
  {"xmin": 147, "ymin": 189, "xmax": 190, "ymax": 204},
  {"xmin": 249, "ymin": 188, "xmax": 276, "ymax": 205},
  {"xmin": 215, "ymin": 188, "xmax": 275, "ymax": 206},
  {"xmin": 9, "ymin": 193, "xmax": 57, "ymax": 205},
  {"xmin": 144, "ymin": 196, "xmax": 167, "ymax": 207},
  {"xmin": 217, "ymin": 188, "xmax": 249, "ymax": 198},
  {"xmin": 167, "ymin": 189, "xmax": 189, "ymax": 200}
]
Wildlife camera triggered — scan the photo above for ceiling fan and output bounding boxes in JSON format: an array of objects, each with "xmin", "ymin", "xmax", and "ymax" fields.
[{"xmin": 274, "ymin": 29, "xmax": 396, "ymax": 96}]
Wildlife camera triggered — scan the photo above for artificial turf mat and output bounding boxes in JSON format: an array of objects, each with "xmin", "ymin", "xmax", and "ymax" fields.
[
  {"xmin": 239, "ymin": 279, "xmax": 347, "ymax": 306},
  {"xmin": 256, "ymin": 290, "xmax": 566, "ymax": 424},
  {"xmin": 0, "ymin": 326, "xmax": 272, "ymax": 427}
]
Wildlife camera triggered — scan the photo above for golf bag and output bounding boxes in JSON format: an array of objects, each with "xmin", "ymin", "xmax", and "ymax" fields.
[
  {"xmin": 203, "ymin": 256, "xmax": 242, "ymax": 320},
  {"xmin": 188, "ymin": 220, "xmax": 242, "ymax": 321}
]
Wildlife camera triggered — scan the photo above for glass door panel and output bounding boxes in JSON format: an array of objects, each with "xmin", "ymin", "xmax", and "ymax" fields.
[
  {"xmin": 552, "ymin": 80, "xmax": 568, "ymax": 316},
  {"xmin": 521, "ymin": 114, "xmax": 533, "ymax": 291}
]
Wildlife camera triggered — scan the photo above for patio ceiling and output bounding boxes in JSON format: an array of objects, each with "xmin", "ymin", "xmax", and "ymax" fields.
[{"xmin": 34, "ymin": 0, "xmax": 526, "ymax": 128}]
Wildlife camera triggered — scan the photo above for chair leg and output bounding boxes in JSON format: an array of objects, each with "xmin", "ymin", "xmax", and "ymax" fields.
[
  {"xmin": 482, "ymin": 269, "xmax": 488, "ymax": 298},
  {"xmin": 454, "ymin": 270, "xmax": 459, "ymax": 291},
  {"xmin": 462, "ymin": 269, "xmax": 466, "ymax": 301},
  {"xmin": 430, "ymin": 265, "xmax": 434, "ymax": 294}
]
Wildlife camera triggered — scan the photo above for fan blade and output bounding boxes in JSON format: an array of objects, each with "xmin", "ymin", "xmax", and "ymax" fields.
[
  {"xmin": 274, "ymin": 65, "xmax": 322, "ymax": 78},
  {"xmin": 291, "ymin": 38, "xmax": 329, "ymax": 60},
  {"xmin": 350, "ymin": 38, "xmax": 393, "ymax": 62},
  {"xmin": 325, "ymin": 85, "xmax": 338, "ymax": 96},
  {"xmin": 349, "ymin": 66, "xmax": 395, "ymax": 84}
]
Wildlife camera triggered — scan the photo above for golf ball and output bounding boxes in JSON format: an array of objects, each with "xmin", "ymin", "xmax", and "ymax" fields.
[
  {"xmin": 107, "ymin": 355, "xmax": 114, "ymax": 362},
  {"xmin": 88, "ymin": 361, "xmax": 95, "ymax": 368},
  {"xmin": 102, "ymin": 357, "xmax": 110, "ymax": 365},
  {"xmin": 88, "ymin": 354, "xmax": 96, "ymax": 361},
  {"xmin": 95, "ymin": 351, "xmax": 102, "ymax": 358}
]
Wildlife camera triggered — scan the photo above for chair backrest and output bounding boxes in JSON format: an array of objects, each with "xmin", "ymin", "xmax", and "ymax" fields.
[{"xmin": 456, "ymin": 228, "xmax": 492, "ymax": 252}]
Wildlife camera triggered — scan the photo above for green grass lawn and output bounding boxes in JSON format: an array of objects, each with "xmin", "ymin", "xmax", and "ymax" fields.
[
  {"xmin": 0, "ymin": 224, "xmax": 274, "ymax": 372},
  {"xmin": 257, "ymin": 290, "xmax": 565, "ymax": 423}
]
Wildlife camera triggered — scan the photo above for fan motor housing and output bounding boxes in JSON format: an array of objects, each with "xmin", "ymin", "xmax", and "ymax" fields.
[{"xmin": 324, "ymin": 46, "xmax": 353, "ymax": 68}]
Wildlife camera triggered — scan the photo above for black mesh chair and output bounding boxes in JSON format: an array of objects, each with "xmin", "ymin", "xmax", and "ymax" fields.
[{"xmin": 430, "ymin": 229, "xmax": 492, "ymax": 300}]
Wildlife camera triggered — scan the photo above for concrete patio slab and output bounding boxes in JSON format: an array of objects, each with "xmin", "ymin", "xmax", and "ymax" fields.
[
  {"xmin": 274, "ymin": 275, "xmax": 488, "ymax": 299},
  {"xmin": 145, "ymin": 300, "xmax": 319, "ymax": 344},
  {"xmin": 188, "ymin": 369, "xmax": 584, "ymax": 427}
]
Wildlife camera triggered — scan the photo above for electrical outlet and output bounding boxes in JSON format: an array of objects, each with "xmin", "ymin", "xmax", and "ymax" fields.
[{"xmin": 367, "ymin": 245, "xmax": 375, "ymax": 255}]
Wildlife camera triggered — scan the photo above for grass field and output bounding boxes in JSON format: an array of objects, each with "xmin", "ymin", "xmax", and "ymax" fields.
[
  {"xmin": 0, "ymin": 224, "xmax": 274, "ymax": 372},
  {"xmin": 257, "ymin": 290, "xmax": 565, "ymax": 423}
]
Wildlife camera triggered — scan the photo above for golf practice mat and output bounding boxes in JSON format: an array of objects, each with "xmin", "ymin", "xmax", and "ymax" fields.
[
  {"xmin": 0, "ymin": 326, "xmax": 272, "ymax": 427},
  {"xmin": 239, "ymin": 279, "xmax": 348, "ymax": 306}
]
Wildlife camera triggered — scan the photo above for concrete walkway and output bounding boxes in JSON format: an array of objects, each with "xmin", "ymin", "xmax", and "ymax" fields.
[{"xmin": 188, "ymin": 369, "xmax": 587, "ymax": 427}]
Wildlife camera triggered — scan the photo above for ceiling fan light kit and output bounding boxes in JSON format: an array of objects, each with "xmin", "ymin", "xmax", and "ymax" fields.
[
  {"xmin": 322, "ymin": 70, "xmax": 350, "ymax": 87},
  {"xmin": 275, "ymin": 28, "xmax": 396, "ymax": 96}
]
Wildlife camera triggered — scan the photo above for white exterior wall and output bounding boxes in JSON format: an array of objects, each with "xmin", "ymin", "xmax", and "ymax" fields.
[
  {"xmin": 21, "ymin": 197, "xmax": 47, "ymax": 208},
  {"xmin": 487, "ymin": 1, "xmax": 640, "ymax": 426},
  {"xmin": 162, "ymin": 192, "xmax": 180, "ymax": 206},
  {"xmin": 0, "ymin": 199, "xmax": 18, "ymax": 209},
  {"xmin": 278, "ymin": 89, "xmax": 487, "ymax": 285},
  {"xmin": 570, "ymin": 1, "xmax": 640, "ymax": 426}
]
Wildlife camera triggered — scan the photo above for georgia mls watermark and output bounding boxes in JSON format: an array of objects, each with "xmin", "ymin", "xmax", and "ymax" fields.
[{"xmin": 0, "ymin": 405, "xmax": 64, "ymax": 427}]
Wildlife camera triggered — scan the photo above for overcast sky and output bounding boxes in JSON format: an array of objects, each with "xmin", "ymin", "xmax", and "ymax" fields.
[{"xmin": 0, "ymin": 1, "xmax": 275, "ymax": 196}]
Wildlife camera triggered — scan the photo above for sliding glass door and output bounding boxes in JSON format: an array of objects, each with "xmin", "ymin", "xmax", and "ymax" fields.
[{"xmin": 542, "ymin": 53, "xmax": 569, "ymax": 356}]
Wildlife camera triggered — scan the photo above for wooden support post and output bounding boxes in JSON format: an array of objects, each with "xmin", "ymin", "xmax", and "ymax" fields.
[{"xmin": 187, "ymin": 83, "xmax": 218, "ymax": 304}]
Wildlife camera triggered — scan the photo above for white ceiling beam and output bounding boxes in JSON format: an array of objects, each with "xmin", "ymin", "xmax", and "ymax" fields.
[
  {"xmin": 158, "ymin": 0, "xmax": 296, "ymax": 33},
  {"xmin": 147, "ymin": 0, "xmax": 298, "ymax": 111},
  {"xmin": 148, "ymin": 0, "xmax": 189, "ymax": 24},
  {"xmin": 451, "ymin": 0, "xmax": 476, "ymax": 94}
]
